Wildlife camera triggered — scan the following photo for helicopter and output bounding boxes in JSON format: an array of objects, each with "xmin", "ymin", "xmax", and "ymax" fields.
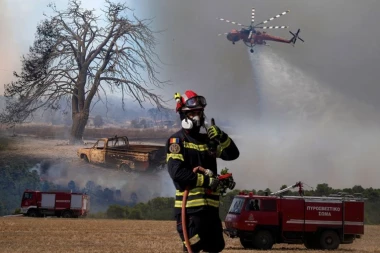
[{"xmin": 217, "ymin": 8, "xmax": 304, "ymax": 53}]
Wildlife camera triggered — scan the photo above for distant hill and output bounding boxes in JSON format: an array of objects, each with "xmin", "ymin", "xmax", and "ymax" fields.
[{"xmin": 0, "ymin": 95, "xmax": 236, "ymax": 128}]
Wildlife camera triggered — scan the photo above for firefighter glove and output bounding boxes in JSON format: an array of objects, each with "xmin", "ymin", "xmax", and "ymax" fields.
[
  {"xmin": 208, "ymin": 177, "xmax": 220, "ymax": 191},
  {"xmin": 204, "ymin": 169, "xmax": 214, "ymax": 177},
  {"xmin": 207, "ymin": 125, "xmax": 224, "ymax": 140}
]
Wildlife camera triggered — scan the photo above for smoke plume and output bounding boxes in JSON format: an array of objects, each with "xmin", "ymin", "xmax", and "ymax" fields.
[{"xmin": 30, "ymin": 160, "xmax": 175, "ymax": 207}]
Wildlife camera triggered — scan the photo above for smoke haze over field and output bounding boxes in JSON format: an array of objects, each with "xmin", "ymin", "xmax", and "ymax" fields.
[
  {"xmin": 2, "ymin": 0, "xmax": 380, "ymax": 192},
  {"xmin": 30, "ymin": 160, "xmax": 174, "ymax": 209}
]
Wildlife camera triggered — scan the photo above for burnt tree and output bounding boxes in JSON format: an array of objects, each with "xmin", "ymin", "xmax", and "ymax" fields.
[{"xmin": 0, "ymin": 0, "xmax": 168, "ymax": 143}]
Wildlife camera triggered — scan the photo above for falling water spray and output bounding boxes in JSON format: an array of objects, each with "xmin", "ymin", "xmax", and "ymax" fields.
[{"xmin": 223, "ymin": 47, "xmax": 380, "ymax": 191}]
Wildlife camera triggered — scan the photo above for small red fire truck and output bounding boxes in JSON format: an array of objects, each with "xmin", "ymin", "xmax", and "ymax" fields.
[
  {"xmin": 224, "ymin": 182, "xmax": 365, "ymax": 250},
  {"xmin": 20, "ymin": 189, "xmax": 90, "ymax": 218}
]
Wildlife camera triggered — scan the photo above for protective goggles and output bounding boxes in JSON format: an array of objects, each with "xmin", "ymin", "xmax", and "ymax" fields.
[{"xmin": 184, "ymin": 96, "xmax": 207, "ymax": 108}]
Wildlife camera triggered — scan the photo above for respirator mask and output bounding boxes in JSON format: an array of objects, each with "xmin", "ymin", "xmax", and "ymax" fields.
[{"xmin": 180, "ymin": 111, "xmax": 205, "ymax": 130}]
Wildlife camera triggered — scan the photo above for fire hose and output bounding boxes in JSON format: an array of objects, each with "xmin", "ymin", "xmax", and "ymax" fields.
[
  {"xmin": 182, "ymin": 187, "xmax": 192, "ymax": 253},
  {"xmin": 182, "ymin": 166, "xmax": 236, "ymax": 253},
  {"xmin": 181, "ymin": 118, "xmax": 236, "ymax": 253}
]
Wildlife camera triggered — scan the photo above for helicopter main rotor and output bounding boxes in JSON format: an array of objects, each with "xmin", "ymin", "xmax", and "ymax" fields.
[{"xmin": 217, "ymin": 7, "xmax": 291, "ymax": 53}]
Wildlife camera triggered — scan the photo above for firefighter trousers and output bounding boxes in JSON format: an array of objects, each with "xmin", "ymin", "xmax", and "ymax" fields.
[{"xmin": 176, "ymin": 208, "xmax": 225, "ymax": 253}]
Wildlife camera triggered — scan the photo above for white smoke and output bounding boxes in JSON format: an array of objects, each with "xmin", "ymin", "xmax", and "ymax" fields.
[
  {"xmin": 218, "ymin": 47, "xmax": 380, "ymax": 192},
  {"xmin": 32, "ymin": 160, "xmax": 175, "ymax": 203}
]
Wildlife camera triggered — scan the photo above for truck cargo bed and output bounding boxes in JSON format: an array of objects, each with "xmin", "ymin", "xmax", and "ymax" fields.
[
  {"xmin": 77, "ymin": 136, "xmax": 166, "ymax": 172},
  {"xmin": 107, "ymin": 144, "xmax": 164, "ymax": 153}
]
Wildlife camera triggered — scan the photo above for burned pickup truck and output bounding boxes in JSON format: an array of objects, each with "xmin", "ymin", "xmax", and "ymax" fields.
[{"xmin": 77, "ymin": 135, "xmax": 166, "ymax": 173}]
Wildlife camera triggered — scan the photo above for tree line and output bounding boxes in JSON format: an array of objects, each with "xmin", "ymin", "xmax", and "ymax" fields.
[
  {"xmin": 2, "ymin": 156, "xmax": 379, "ymax": 224},
  {"xmin": 0, "ymin": 157, "xmax": 135, "ymax": 215},
  {"xmin": 102, "ymin": 185, "xmax": 380, "ymax": 224}
]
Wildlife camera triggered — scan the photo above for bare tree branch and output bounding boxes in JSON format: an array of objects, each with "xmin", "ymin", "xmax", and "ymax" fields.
[{"xmin": 1, "ymin": 0, "xmax": 170, "ymax": 142}]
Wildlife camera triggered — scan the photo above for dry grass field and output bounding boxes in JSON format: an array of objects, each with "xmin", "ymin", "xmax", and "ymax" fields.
[
  {"xmin": 1, "ymin": 128, "xmax": 379, "ymax": 253},
  {"xmin": 0, "ymin": 217, "xmax": 379, "ymax": 253}
]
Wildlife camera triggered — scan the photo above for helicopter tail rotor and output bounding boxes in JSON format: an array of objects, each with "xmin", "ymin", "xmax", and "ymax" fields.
[{"xmin": 289, "ymin": 29, "xmax": 304, "ymax": 45}]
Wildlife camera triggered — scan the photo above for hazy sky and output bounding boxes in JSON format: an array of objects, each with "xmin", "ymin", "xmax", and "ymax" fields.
[
  {"xmin": 133, "ymin": 0, "xmax": 380, "ymax": 190},
  {"xmin": 2, "ymin": 0, "xmax": 380, "ymax": 191}
]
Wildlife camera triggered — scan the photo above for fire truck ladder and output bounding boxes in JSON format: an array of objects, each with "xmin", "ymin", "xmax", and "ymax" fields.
[{"xmin": 270, "ymin": 181, "xmax": 304, "ymax": 196}]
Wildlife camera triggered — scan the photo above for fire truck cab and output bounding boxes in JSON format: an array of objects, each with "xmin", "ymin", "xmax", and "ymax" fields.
[{"xmin": 224, "ymin": 183, "xmax": 365, "ymax": 250}]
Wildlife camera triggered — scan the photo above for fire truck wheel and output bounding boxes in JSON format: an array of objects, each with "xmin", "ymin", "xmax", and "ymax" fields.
[
  {"xmin": 239, "ymin": 237, "xmax": 255, "ymax": 249},
  {"xmin": 62, "ymin": 210, "xmax": 73, "ymax": 218},
  {"xmin": 253, "ymin": 230, "xmax": 274, "ymax": 250},
  {"xmin": 27, "ymin": 209, "xmax": 39, "ymax": 217},
  {"xmin": 319, "ymin": 230, "xmax": 340, "ymax": 250},
  {"xmin": 82, "ymin": 155, "xmax": 89, "ymax": 163}
]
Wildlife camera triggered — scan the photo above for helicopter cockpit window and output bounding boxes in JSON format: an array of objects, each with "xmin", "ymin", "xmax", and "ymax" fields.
[{"xmin": 240, "ymin": 29, "xmax": 250, "ymax": 36}]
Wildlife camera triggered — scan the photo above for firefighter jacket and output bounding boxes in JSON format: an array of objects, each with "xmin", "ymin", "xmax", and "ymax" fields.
[{"xmin": 166, "ymin": 128, "xmax": 240, "ymax": 214}]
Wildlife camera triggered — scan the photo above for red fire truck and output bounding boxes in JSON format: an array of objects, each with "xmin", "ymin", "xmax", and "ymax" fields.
[
  {"xmin": 224, "ymin": 182, "xmax": 365, "ymax": 250},
  {"xmin": 20, "ymin": 189, "xmax": 90, "ymax": 218}
]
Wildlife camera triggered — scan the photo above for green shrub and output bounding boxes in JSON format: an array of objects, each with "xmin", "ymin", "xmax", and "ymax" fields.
[
  {"xmin": 87, "ymin": 211, "xmax": 107, "ymax": 219},
  {"xmin": 106, "ymin": 205, "xmax": 126, "ymax": 219},
  {"xmin": 128, "ymin": 209, "xmax": 143, "ymax": 220}
]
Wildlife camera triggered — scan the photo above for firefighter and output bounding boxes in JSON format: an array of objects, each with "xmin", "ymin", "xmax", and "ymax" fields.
[{"xmin": 166, "ymin": 90, "xmax": 240, "ymax": 253}]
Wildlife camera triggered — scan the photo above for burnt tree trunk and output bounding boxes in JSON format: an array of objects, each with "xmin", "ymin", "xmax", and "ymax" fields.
[
  {"xmin": 70, "ymin": 69, "xmax": 88, "ymax": 144},
  {"xmin": 70, "ymin": 111, "xmax": 89, "ymax": 144}
]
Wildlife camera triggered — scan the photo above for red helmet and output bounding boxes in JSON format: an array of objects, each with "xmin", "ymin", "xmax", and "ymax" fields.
[{"xmin": 175, "ymin": 90, "xmax": 207, "ymax": 112}]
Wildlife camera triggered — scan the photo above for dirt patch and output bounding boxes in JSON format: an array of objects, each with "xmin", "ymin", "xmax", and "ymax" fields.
[{"xmin": 0, "ymin": 218, "xmax": 378, "ymax": 253}]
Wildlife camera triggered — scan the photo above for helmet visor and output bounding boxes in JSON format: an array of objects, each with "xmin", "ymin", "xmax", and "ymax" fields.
[{"xmin": 185, "ymin": 96, "xmax": 207, "ymax": 109}]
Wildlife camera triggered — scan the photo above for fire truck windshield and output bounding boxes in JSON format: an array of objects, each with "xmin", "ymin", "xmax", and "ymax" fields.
[
  {"xmin": 23, "ymin": 192, "xmax": 33, "ymax": 200},
  {"xmin": 228, "ymin": 197, "xmax": 245, "ymax": 214}
]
